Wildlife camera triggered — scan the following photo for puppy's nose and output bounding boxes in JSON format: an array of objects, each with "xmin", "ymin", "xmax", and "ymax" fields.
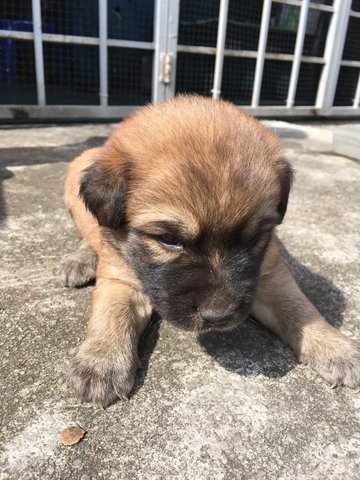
[{"xmin": 198, "ymin": 306, "xmax": 236, "ymax": 325}]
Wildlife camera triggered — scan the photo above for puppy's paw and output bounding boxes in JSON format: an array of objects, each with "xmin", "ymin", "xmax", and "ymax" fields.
[
  {"xmin": 59, "ymin": 244, "xmax": 97, "ymax": 288},
  {"xmin": 68, "ymin": 340, "xmax": 138, "ymax": 407},
  {"xmin": 301, "ymin": 334, "xmax": 360, "ymax": 389}
]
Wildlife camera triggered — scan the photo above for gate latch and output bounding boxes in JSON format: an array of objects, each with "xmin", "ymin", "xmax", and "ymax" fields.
[{"xmin": 160, "ymin": 53, "xmax": 172, "ymax": 84}]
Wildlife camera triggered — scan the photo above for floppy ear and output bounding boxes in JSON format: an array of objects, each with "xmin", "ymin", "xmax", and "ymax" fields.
[
  {"xmin": 79, "ymin": 159, "xmax": 130, "ymax": 230},
  {"xmin": 276, "ymin": 160, "xmax": 294, "ymax": 223}
]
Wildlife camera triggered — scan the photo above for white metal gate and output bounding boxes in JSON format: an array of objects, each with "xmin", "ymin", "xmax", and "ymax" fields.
[{"xmin": 0, "ymin": 0, "xmax": 359, "ymax": 120}]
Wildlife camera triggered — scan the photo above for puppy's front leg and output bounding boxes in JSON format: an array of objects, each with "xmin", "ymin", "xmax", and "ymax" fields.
[
  {"xmin": 68, "ymin": 279, "xmax": 152, "ymax": 406},
  {"xmin": 252, "ymin": 240, "xmax": 360, "ymax": 388}
]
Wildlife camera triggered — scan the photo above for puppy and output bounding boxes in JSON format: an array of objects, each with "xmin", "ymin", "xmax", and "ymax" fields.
[{"xmin": 61, "ymin": 96, "xmax": 360, "ymax": 406}]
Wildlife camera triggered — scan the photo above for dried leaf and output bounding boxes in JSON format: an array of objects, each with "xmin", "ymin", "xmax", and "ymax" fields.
[{"xmin": 59, "ymin": 426, "xmax": 86, "ymax": 446}]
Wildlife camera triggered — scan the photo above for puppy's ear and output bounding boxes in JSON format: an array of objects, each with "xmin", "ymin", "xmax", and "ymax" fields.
[
  {"xmin": 276, "ymin": 159, "xmax": 294, "ymax": 223},
  {"xmin": 79, "ymin": 158, "xmax": 130, "ymax": 230}
]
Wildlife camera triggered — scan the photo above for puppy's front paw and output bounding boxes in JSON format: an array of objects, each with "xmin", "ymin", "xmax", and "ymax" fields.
[
  {"xmin": 301, "ymin": 334, "xmax": 360, "ymax": 389},
  {"xmin": 59, "ymin": 244, "xmax": 97, "ymax": 288},
  {"xmin": 68, "ymin": 339, "xmax": 138, "ymax": 407}
]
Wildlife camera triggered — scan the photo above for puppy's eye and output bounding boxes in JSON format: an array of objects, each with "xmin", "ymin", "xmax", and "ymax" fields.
[{"xmin": 156, "ymin": 234, "xmax": 183, "ymax": 252}]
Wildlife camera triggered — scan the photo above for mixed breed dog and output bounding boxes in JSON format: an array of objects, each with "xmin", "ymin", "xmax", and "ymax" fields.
[{"xmin": 59, "ymin": 95, "xmax": 360, "ymax": 406}]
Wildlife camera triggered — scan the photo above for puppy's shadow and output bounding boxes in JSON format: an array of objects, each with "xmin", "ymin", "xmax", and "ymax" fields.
[
  {"xmin": 131, "ymin": 313, "xmax": 161, "ymax": 396},
  {"xmin": 0, "ymin": 168, "xmax": 14, "ymax": 227},
  {"xmin": 277, "ymin": 241, "xmax": 345, "ymax": 328},
  {"xmin": 198, "ymin": 241, "xmax": 346, "ymax": 379}
]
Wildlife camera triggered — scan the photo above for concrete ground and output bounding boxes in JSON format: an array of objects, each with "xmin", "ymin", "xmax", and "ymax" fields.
[{"xmin": 0, "ymin": 118, "xmax": 359, "ymax": 480}]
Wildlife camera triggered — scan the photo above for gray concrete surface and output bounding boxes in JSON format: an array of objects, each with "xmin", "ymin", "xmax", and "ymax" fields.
[
  {"xmin": 0, "ymin": 120, "xmax": 359, "ymax": 480},
  {"xmin": 333, "ymin": 125, "xmax": 360, "ymax": 161}
]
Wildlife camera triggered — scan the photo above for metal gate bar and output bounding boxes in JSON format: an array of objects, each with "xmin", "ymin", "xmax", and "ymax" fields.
[
  {"xmin": 354, "ymin": 73, "xmax": 360, "ymax": 109},
  {"xmin": 176, "ymin": 45, "xmax": 325, "ymax": 64},
  {"xmin": 0, "ymin": 30, "xmax": 155, "ymax": 49},
  {"xmin": 276, "ymin": 0, "xmax": 333, "ymax": 11},
  {"xmin": 99, "ymin": 0, "xmax": 108, "ymax": 107},
  {"xmin": 251, "ymin": 0, "xmax": 272, "ymax": 108},
  {"xmin": 286, "ymin": 0, "xmax": 309, "ymax": 108},
  {"xmin": 212, "ymin": 0, "xmax": 229, "ymax": 100},
  {"xmin": 31, "ymin": 0, "xmax": 45, "ymax": 106},
  {"xmin": 316, "ymin": 0, "xmax": 352, "ymax": 115},
  {"xmin": 152, "ymin": 0, "xmax": 179, "ymax": 103}
]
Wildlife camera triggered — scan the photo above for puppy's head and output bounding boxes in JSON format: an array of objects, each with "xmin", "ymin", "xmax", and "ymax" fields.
[{"xmin": 80, "ymin": 96, "xmax": 292, "ymax": 332}]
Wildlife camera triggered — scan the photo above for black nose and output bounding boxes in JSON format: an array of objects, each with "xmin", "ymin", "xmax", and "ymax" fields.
[{"xmin": 198, "ymin": 306, "xmax": 236, "ymax": 325}]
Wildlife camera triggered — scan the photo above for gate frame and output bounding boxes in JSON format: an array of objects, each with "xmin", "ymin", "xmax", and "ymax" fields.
[{"xmin": 0, "ymin": 0, "xmax": 359, "ymax": 119}]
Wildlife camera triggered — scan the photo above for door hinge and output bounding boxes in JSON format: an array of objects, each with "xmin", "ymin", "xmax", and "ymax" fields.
[{"xmin": 160, "ymin": 53, "xmax": 172, "ymax": 84}]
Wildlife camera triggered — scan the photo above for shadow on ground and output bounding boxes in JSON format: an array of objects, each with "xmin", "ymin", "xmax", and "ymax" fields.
[
  {"xmin": 0, "ymin": 168, "xmax": 14, "ymax": 226},
  {"xmin": 277, "ymin": 241, "xmax": 345, "ymax": 328},
  {"xmin": 198, "ymin": 241, "xmax": 346, "ymax": 380},
  {"xmin": 132, "ymin": 314, "xmax": 162, "ymax": 397},
  {"xmin": 0, "ymin": 136, "xmax": 106, "ymax": 226}
]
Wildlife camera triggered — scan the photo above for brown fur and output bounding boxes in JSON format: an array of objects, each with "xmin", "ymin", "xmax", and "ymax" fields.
[{"xmin": 61, "ymin": 96, "xmax": 360, "ymax": 406}]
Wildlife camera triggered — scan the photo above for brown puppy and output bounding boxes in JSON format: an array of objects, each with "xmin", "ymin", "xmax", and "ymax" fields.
[{"xmin": 61, "ymin": 96, "xmax": 360, "ymax": 406}]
